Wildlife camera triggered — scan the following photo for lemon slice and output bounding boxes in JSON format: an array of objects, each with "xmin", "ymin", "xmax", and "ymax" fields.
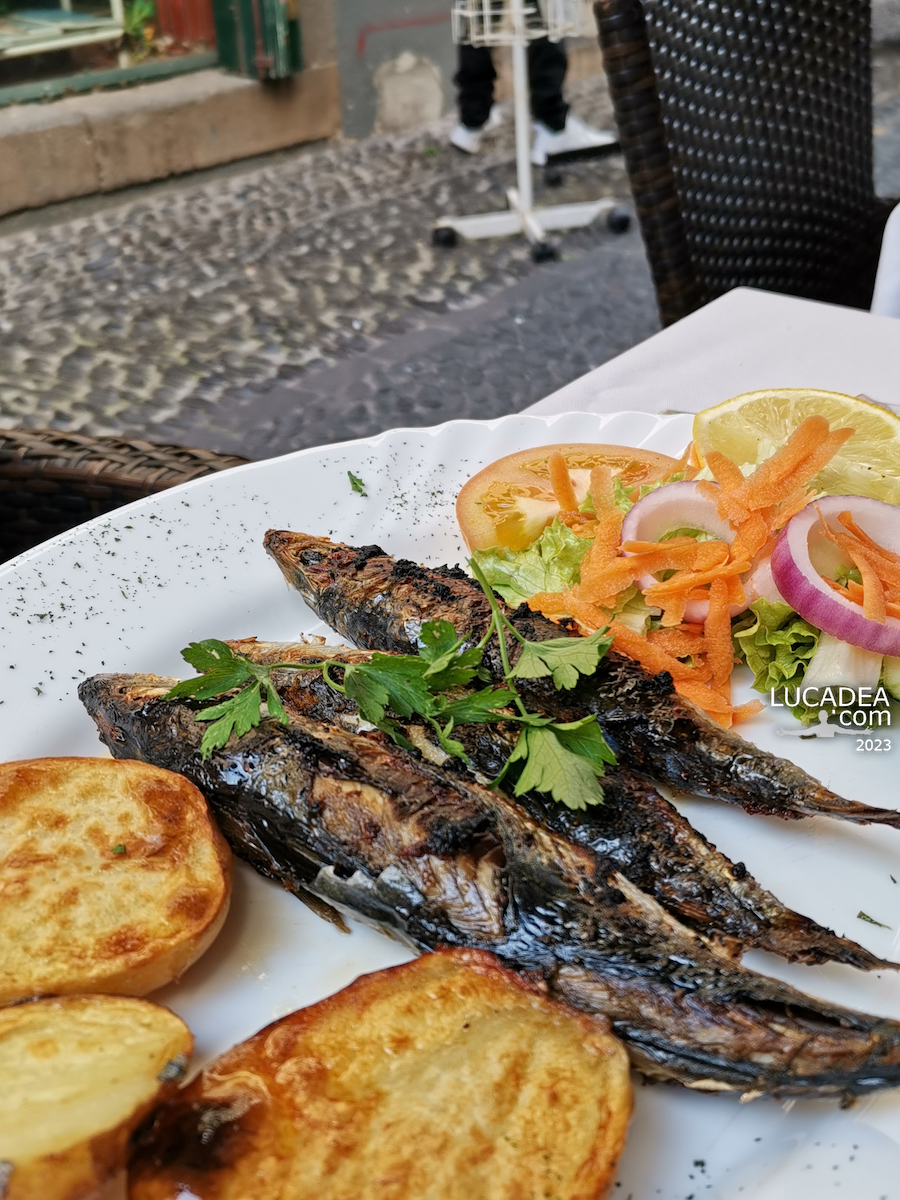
[{"xmin": 693, "ymin": 389, "xmax": 900, "ymax": 505}]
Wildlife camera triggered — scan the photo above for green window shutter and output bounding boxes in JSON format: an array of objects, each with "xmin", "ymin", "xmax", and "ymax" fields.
[{"xmin": 212, "ymin": 0, "xmax": 301, "ymax": 79}]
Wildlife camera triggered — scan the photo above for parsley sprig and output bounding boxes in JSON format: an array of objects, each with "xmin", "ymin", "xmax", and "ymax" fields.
[{"xmin": 166, "ymin": 562, "xmax": 615, "ymax": 808}]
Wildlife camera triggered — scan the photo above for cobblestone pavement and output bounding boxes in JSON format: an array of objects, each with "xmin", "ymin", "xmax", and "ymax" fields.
[
  {"xmin": 0, "ymin": 76, "xmax": 646, "ymax": 452},
  {"xmin": 3, "ymin": 54, "xmax": 900, "ymax": 458}
]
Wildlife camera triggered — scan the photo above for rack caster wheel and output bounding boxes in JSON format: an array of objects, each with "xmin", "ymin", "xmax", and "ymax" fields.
[
  {"xmin": 531, "ymin": 241, "xmax": 558, "ymax": 263},
  {"xmin": 544, "ymin": 166, "xmax": 564, "ymax": 188},
  {"xmin": 432, "ymin": 225, "xmax": 458, "ymax": 248},
  {"xmin": 607, "ymin": 206, "xmax": 631, "ymax": 234}
]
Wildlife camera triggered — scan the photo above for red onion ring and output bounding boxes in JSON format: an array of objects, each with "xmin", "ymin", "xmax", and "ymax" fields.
[
  {"xmin": 620, "ymin": 481, "xmax": 752, "ymax": 621},
  {"xmin": 771, "ymin": 494, "xmax": 900, "ymax": 656}
]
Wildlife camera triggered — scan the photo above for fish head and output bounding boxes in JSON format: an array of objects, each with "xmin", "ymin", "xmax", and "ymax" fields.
[
  {"xmin": 79, "ymin": 673, "xmax": 185, "ymax": 759},
  {"xmin": 264, "ymin": 531, "xmax": 384, "ymax": 605},
  {"xmin": 263, "ymin": 531, "xmax": 496, "ymax": 653}
]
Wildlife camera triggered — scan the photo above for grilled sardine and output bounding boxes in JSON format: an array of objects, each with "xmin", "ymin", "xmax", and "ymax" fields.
[
  {"xmin": 263, "ymin": 532, "xmax": 900, "ymax": 829},
  {"xmin": 80, "ymin": 672, "xmax": 900, "ymax": 1099},
  {"xmin": 229, "ymin": 637, "xmax": 893, "ymax": 972}
]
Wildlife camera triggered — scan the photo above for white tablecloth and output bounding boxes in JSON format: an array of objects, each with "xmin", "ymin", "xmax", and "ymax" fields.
[{"xmin": 524, "ymin": 287, "xmax": 900, "ymax": 416}]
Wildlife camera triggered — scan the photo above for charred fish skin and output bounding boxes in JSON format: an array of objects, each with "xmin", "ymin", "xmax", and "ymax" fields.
[
  {"xmin": 231, "ymin": 637, "xmax": 894, "ymax": 973},
  {"xmin": 263, "ymin": 531, "xmax": 900, "ymax": 831},
  {"xmin": 81, "ymin": 673, "xmax": 900, "ymax": 1098}
]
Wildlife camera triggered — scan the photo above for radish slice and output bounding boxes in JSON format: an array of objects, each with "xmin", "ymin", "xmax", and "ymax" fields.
[
  {"xmin": 620, "ymin": 481, "xmax": 746, "ymax": 621},
  {"xmin": 771, "ymin": 494, "xmax": 900, "ymax": 656}
]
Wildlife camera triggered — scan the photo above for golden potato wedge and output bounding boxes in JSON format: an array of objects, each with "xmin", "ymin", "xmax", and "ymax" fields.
[
  {"xmin": 0, "ymin": 757, "xmax": 231, "ymax": 1004},
  {"xmin": 129, "ymin": 947, "xmax": 632, "ymax": 1200},
  {"xmin": 0, "ymin": 993, "xmax": 192, "ymax": 1200}
]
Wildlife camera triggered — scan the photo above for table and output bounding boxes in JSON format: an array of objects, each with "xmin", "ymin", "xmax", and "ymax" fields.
[{"xmin": 524, "ymin": 286, "xmax": 900, "ymax": 416}]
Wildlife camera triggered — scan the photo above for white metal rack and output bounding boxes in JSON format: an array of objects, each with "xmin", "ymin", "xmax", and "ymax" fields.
[{"xmin": 435, "ymin": 0, "xmax": 627, "ymax": 260}]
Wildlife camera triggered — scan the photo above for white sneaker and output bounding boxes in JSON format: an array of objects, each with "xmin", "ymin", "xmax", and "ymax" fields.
[
  {"xmin": 531, "ymin": 113, "xmax": 618, "ymax": 165},
  {"xmin": 449, "ymin": 104, "xmax": 503, "ymax": 154}
]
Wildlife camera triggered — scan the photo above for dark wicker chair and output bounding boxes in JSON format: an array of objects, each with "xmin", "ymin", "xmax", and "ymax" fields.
[
  {"xmin": 0, "ymin": 430, "xmax": 250, "ymax": 563},
  {"xmin": 594, "ymin": 0, "xmax": 891, "ymax": 325}
]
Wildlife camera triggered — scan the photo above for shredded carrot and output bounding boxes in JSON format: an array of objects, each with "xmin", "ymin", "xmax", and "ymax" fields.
[
  {"xmin": 675, "ymin": 680, "xmax": 733, "ymax": 713},
  {"xmin": 703, "ymin": 453, "xmax": 749, "ymax": 523},
  {"xmin": 732, "ymin": 699, "xmax": 765, "ymax": 723},
  {"xmin": 528, "ymin": 591, "xmax": 569, "ymax": 615},
  {"xmin": 660, "ymin": 592, "xmax": 689, "ymax": 628},
  {"xmin": 827, "ymin": 576, "xmax": 900, "ymax": 619},
  {"xmin": 548, "ymin": 450, "xmax": 579, "ymax": 513},
  {"xmin": 767, "ymin": 427, "xmax": 854, "ymax": 504},
  {"xmin": 558, "ymin": 510, "xmax": 595, "ymax": 530},
  {"xmin": 589, "ymin": 464, "xmax": 614, "ymax": 511},
  {"xmin": 704, "ymin": 577, "xmax": 734, "ymax": 686},
  {"xmin": 729, "ymin": 416, "xmax": 830, "ymax": 511},
  {"xmin": 671, "ymin": 442, "xmax": 695, "ymax": 480},
  {"xmin": 648, "ymin": 629, "xmax": 708, "ymax": 656},
  {"xmin": 579, "ymin": 465, "xmax": 624, "ymax": 578},
  {"xmin": 730, "ymin": 513, "xmax": 768, "ymax": 563},
  {"xmin": 566, "ymin": 596, "xmax": 612, "ymax": 633},
  {"xmin": 726, "ymin": 571, "xmax": 746, "ymax": 610},
  {"xmin": 706, "ymin": 450, "xmax": 746, "ymax": 492},
  {"xmin": 817, "ymin": 509, "xmax": 900, "ymax": 590},
  {"xmin": 845, "ymin": 546, "xmax": 887, "ymax": 623},
  {"xmin": 609, "ymin": 620, "xmax": 701, "ymax": 680},
  {"xmin": 643, "ymin": 558, "xmax": 750, "ymax": 599},
  {"xmin": 582, "ymin": 543, "xmax": 703, "ymax": 599},
  {"xmin": 837, "ymin": 511, "xmax": 900, "ymax": 567},
  {"xmin": 621, "ymin": 538, "xmax": 699, "ymax": 553}
]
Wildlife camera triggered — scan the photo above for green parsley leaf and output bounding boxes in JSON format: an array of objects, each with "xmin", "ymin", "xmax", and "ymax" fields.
[
  {"xmin": 418, "ymin": 619, "xmax": 483, "ymax": 687},
  {"xmin": 431, "ymin": 720, "xmax": 468, "ymax": 760},
  {"xmin": 166, "ymin": 639, "xmax": 254, "ymax": 700},
  {"xmin": 550, "ymin": 715, "xmax": 616, "ymax": 770},
  {"xmin": 111, "ymin": 844, "xmax": 126, "ymax": 855},
  {"xmin": 343, "ymin": 655, "xmax": 432, "ymax": 722},
  {"xmin": 437, "ymin": 687, "xmax": 516, "ymax": 724},
  {"xmin": 858, "ymin": 910, "xmax": 890, "ymax": 929},
  {"xmin": 166, "ymin": 641, "xmax": 297, "ymax": 759},
  {"xmin": 348, "ymin": 471, "xmax": 367, "ymax": 496},
  {"xmin": 510, "ymin": 628, "xmax": 613, "ymax": 690},
  {"xmin": 195, "ymin": 681, "xmax": 267, "ymax": 758},
  {"xmin": 509, "ymin": 725, "xmax": 605, "ymax": 809},
  {"xmin": 419, "ymin": 619, "xmax": 461, "ymax": 665}
]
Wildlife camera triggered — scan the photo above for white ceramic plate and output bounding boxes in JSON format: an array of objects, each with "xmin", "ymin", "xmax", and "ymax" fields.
[{"xmin": 3, "ymin": 410, "xmax": 900, "ymax": 1199}]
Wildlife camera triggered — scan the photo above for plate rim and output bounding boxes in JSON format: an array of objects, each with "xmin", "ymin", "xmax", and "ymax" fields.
[{"xmin": 0, "ymin": 410, "xmax": 690, "ymax": 577}]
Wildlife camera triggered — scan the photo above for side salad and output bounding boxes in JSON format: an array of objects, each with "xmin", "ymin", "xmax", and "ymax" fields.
[{"xmin": 457, "ymin": 392, "xmax": 900, "ymax": 728}]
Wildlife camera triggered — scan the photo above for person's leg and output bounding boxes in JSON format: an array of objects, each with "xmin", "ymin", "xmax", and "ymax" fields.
[
  {"xmin": 527, "ymin": 37, "xmax": 568, "ymax": 131},
  {"xmin": 528, "ymin": 36, "xmax": 617, "ymax": 164},
  {"xmin": 454, "ymin": 44, "xmax": 496, "ymax": 129}
]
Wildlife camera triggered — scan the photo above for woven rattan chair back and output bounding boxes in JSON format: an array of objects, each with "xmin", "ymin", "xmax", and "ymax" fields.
[
  {"xmin": 0, "ymin": 430, "xmax": 249, "ymax": 563},
  {"xmin": 594, "ymin": 0, "xmax": 887, "ymax": 325}
]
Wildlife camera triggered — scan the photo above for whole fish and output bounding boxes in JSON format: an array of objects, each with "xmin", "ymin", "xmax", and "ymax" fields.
[
  {"xmin": 80, "ymin": 672, "xmax": 900, "ymax": 1099},
  {"xmin": 263, "ymin": 532, "xmax": 900, "ymax": 830},
  {"xmin": 229, "ymin": 637, "xmax": 893, "ymax": 972}
]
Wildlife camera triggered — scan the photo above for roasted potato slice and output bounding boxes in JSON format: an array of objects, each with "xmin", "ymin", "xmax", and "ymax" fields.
[
  {"xmin": 0, "ymin": 757, "xmax": 232, "ymax": 1004},
  {"xmin": 0, "ymin": 994, "xmax": 192, "ymax": 1200},
  {"xmin": 129, "ymin": 947, "xmax": 632, "ymax": 1200}
]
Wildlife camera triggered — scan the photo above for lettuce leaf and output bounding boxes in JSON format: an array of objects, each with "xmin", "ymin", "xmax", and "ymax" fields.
[
  {"xmin": 610, "ymin": 584, "xmax": 657, "ymax": 635},
  {"xmin": 471, "ymin": 519, "xmax": 591, "ymax": 607},
  {"xmin": 732, "ymin": 599, "xmax": 820, "ymax": 724}
]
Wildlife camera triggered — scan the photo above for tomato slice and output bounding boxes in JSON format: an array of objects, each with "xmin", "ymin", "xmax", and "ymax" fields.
[{"xmin": 457, "ymin": 443, "xmax": 679, "ymax": 551}]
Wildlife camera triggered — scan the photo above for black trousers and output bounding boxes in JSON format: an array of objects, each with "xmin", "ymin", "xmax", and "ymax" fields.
[{"xmin": 454, "ymin": 40, "xmax": 569, "ymax": 131}]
